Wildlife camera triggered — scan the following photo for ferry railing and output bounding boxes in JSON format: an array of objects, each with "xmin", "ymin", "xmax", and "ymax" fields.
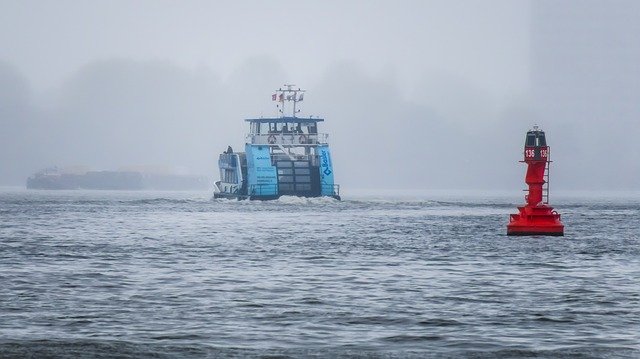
[
  {"xmin": 246, "ymin": 133, "xmax": 329, "ymax": 145},
  {"xmin": 249, "ymin": 184, "xmax": 278, "ymax": 196},
  {"xmin": 217, "ymin": 181, "xmax": 240, "ymax": 194}
]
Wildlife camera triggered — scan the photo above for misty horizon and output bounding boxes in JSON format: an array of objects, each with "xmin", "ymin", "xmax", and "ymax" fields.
[{"xmin": 1, "ymin": 0, "xmax": 639, "ymax": 191}]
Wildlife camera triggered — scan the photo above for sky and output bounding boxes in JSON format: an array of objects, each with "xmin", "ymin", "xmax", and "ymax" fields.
[{"xmin": 0, "ymin": 0, "xmax": 638, "ymax": 190}]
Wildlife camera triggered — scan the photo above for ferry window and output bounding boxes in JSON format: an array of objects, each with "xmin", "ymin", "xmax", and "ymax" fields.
[
  {"xmin": 278, "ymin": 168, "xmax": 293, "ymax": 175},
  {"xmin": 295, "ymin": 175, "xmax": 311, "ymax": 183},
  {"xmin": 294, "ymin": 161, "xmax": 309, "ymax": 167},
  {"xmin": 278, "ymin": 175, "xmax": 294, "ymax": 182},
  {"xmin": 225, "ymin": 169, "xmax": 237, "ymax": 183},
  {"xmin": 294, "ymin": 168, "xmax": 310, "ymax": 175},
  {"xmin": 296, "ymin": 184, "xmax": 311, "ymax": 191},
  {"xmin": 308, "ymin": 124, "xmax": 317, "ymax": 134},
  {"xmin": 279, "ymin": 183, "xmax": 294, "ymax": 191},
  {"xmin": 277, "ymin": 161, "xmax": 293, "ymax": 167},
  {"xmin": 269, "ymin": 123, "xmax": 276, "ymax": 133}
]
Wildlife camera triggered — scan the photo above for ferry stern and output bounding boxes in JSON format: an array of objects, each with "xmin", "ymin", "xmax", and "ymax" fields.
[{"xmin": 213, "ymin": 85, "xmax": 340, "ymax": 201}]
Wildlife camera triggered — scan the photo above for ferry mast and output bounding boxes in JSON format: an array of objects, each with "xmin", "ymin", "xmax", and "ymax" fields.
[{"xmin": 273, "ymin": 84, "xmax": 305, "ymax": 118}]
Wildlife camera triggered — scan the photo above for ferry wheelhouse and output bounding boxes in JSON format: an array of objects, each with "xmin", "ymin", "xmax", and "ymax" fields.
[{"xmin": 214, "ymin": 85, "xmax": 340, "ymax": 200}]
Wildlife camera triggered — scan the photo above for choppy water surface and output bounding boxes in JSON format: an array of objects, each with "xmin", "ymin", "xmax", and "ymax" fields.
[{"xmin": 1, "ymin": 189, "xmax": 639, "ymax": 358}]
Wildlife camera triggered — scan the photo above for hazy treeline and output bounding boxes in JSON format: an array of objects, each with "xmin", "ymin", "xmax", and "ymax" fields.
[
  {"xmin": 0, "ymin": 58, "xmax": 533, "ymax": 189},
  {"xmin": 1, "ymin": 0, "xmax": 638, "ymax": 190}
]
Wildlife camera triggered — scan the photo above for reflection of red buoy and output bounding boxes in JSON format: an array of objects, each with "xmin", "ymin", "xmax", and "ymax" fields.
[{"xmin": 507, "ymin": 126, "xmax": 564, "ymax": 236}]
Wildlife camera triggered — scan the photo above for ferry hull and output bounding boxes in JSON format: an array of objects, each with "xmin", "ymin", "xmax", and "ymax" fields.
[{"xmin": 213, "ymin": 192, "xmax": 339, "ymax": 201}]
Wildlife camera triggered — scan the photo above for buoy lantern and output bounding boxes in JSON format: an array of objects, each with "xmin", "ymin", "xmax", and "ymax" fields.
[{"xmin": 507, "ymin": 126, "xmax": 564, "ymax": 236}]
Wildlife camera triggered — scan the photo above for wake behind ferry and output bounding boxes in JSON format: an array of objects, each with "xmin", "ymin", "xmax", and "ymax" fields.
[{"xmin": 214, "ymin": 85, "xmax": 340, "ymax": 200}]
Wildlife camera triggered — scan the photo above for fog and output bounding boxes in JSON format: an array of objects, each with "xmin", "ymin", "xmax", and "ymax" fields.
[{"xmin": 0, "ymin": 0, "xmax": 638, "ymax": 190}]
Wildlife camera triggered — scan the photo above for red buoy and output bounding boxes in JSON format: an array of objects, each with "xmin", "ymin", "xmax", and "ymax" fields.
[{"xmin": 507, "ymin": 126, "xmax": 564, "ymax": 236}]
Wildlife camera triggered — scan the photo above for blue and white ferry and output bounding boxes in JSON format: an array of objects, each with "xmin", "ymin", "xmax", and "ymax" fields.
[{"xmin": 213, "ymin": 85, "xmax": 340, "ymax": 200}]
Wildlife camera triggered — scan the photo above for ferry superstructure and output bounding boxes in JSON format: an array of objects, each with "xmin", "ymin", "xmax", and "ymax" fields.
[{"xmin": 213, "ymin": 85, "xmax": 340, "ymax": 200}]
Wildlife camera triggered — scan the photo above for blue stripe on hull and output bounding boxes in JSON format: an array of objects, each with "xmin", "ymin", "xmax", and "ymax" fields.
[
  {"xmin": 245, "ymin": 145, "xmax": 277, "ymax": 196},
  {"xmin": 318, "ymin": 145, "xmax": 335, "ymax": 196}
]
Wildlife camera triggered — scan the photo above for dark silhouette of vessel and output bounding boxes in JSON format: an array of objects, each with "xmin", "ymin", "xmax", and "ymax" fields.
[{"xmin": 27, "ymin": 167, "xmax": 209, "ymax": 190}]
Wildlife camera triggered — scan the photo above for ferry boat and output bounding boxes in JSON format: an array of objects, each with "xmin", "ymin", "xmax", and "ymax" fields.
[{"xmin": 213, "ymin": 85, "xmax": 340, "ymax": 200}]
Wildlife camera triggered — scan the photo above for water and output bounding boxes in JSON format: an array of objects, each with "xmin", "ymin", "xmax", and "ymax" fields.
[{"xmin": 1, "ymin": 188, "xmax": 639, "ymax": 358}]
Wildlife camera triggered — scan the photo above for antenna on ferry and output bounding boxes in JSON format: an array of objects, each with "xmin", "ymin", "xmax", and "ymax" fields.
[{"xmin": 273, "ymin": 84, "xmax": 306, "ymax": 118}]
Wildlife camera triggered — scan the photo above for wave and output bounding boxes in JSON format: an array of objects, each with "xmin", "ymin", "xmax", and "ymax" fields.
[
  {"xmin": 1, "ymin": 340, "xmax": 636, "ymax": 358},
  {"xmin": 275, "ymin": 195, "xmax": 340, "ymax": 205}
]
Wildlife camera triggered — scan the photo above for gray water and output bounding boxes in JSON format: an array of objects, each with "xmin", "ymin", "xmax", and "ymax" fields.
[{"xmin": 1, "ymin": 188, "xmax": 639, "ymax": 358}]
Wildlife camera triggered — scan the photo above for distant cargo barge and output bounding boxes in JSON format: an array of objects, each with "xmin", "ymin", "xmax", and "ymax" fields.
[{"xmin": 26, "ymin": 168, "xmax": 209, "ymax": 190}]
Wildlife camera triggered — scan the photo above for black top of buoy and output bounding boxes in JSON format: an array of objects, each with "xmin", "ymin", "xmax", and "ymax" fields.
[{"xmin": 525, "ymin": 127, "xmax": 547, "ymax": 147}]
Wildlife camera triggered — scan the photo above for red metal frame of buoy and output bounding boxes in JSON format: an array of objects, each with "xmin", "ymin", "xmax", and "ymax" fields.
[{"xmin": 507, "ymin": 127, "xmax": 564, "ymax": 236}]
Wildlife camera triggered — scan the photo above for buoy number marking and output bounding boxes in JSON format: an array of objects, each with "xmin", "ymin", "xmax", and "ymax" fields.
[{"xmin": 525, "ymin": 149, "xmax": 548, "ymax": 158}]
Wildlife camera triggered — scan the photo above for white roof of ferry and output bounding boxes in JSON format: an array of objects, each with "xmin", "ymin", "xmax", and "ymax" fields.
[{"xmin": 244, "ymin": 116, "xmax": 324, "ymax": 123}]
